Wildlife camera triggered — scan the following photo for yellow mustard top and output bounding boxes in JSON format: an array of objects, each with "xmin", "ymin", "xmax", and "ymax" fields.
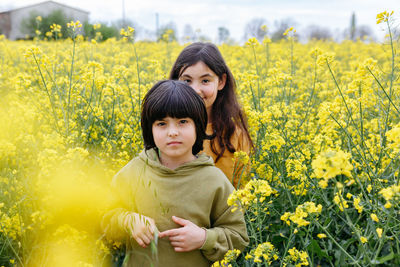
[{"xmin": 202, "ymin": 123, "xmax": 251, "ymax": 188}]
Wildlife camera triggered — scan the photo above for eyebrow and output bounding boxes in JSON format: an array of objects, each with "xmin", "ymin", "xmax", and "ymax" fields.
[{"xmin": 180, "ymin": 73, "xmax": 213, "ymax": 78}]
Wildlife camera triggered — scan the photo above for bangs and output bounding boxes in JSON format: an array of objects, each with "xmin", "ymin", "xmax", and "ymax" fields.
[
  {"xmin": 145, "ymin": 81, "xmax": 204, "ymax": 123},
  {"xmin": 174, "ymin": 44, "xmax": 223, "ymax": 79}
]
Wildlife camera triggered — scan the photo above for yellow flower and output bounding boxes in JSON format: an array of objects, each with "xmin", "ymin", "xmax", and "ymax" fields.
[
  {"xmin": 50, "ymin": 24, "xmax": 62, "ymax": 33},
  {"xmin": 376, "ymin": 11, "xmax": 394, "ymax": 24},
  {"xmin": 334, "ymin": 192, "xmax": 349, "ymax": 212},
  {"xmin": 367, "ymin": 184, "xmax": 372, "ymax": 193},
  {"xmin": 281, "ymin": 212, "xmax": 291, "ymax": 225},
  {"xmin": 384, "ymin": 202, "xmax": 392, "ymax": 209},
  {"xmin": 376, "ymin": 228, "xmax": 383, "ymax": 238},
  {"xmin": 283, "ymin": 27, "xmax": 296, "ymax": 36},
  {"xmin": 312, "ymin": 150, "xmax": 353, "ymax": 187},
  {"xmin": 233, "ymin": 150, "xmax": 249, "ymax": 165},
  {"xmin": 246, "ymin": 37, "xmax": 259, "ymax": 45},
  {"xmin": 353, "ymin": 197, "xmax": 363, "ymax": 213},
  {"xmin": 67, "ymin": 20, "xmax": 82, "ymax": 29},
  {"xmin": 317, "ymin": 233, "xmax": 327, "ymax": 239},
  {"xmin": 370, "ymin": 213, "xmax": 379, "ymax": 222},
  {"xmin": 93, "ymin": 23, "xmax": 101, "ymax": 30},
  {"xmin": 250, "ymin": 242, "xmax": 279, "ymax": 265},
  {"xmin": 286, "ymin": 247, "xmax": 309, "ymax": 266},
  {"xmin": 360, "ymin": 236, "xmax": 368, "ymax": 243}
]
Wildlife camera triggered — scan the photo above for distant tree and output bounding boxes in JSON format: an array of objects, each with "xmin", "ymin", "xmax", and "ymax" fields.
[
  {"xmin": 243, "ymin": 18, "xmax": 267, "ymax": 41},
  {"xmin": 305, "ymin": 25, "xmax": 332, "ymax": 41},
  {"xmin": 140, "ymin": 28, "xmax": 156, "ymax": 41},
  {"xmin": 112, "ymin": 19, "xmax": 137, "ymax": 32},
  {"xmin": 158, "ymin": 21, "xmax": 178, "ymax": 42},
  {"xmin": 271, "ymin": 18, "xmax": 297, "ymax": 41},
  {"xmin": 343, "ymin": 13, "xmax": 375, "ymax": 41},
  {"xmin": 198, "ymin": 34, "xmax": 211, "ymax": 42},
  {"xmin": 83, "ymin": 22, "xmax": 120, "ymax": 41},
  {"xmin": 182, "ymin": 24, "xmax": 195, "ymax": 42},
  {"xmin": 350, "ymin": 12, "xmax": 356, "ymax": 41},
  {"xmin": 217, "ymin": 26, "xmax": 230, "ymax": 44},
  {"xmin": 189, "ymin": 28, "xmax": 210, "ymax": 42},
  {"xmin": 21, "ymin": 9, "xmax": 72, "ymax": 39},
  {"xmin": 393, "ymin": 28, "xmax": 400, "ymax": 41},
  {"xmin": 356, "ymin": 25, "xmax": 375, "ymax": 41}
]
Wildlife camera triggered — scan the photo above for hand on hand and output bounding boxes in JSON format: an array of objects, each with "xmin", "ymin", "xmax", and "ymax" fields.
[
  {"xmin": 123, "ymin": 213, "xmax": 156, "ymax": 248},
  {"xmin": 159, "ymin": 216, "xmax": 206, "ymax": 252}
]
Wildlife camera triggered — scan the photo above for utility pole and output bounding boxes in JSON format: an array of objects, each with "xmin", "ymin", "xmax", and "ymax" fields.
[
  {"xmin": 156, "ymin": 13, "xmax": 159, "ymax": 40},
  {"xmin": 122, "ymin": 0, "xmax": 126, "ymax": 28}
]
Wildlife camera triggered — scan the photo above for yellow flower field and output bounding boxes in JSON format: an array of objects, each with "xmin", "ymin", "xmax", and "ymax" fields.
[{"xmin": 0, "ymin": 12, "xmax": 399, "ymax": 266}]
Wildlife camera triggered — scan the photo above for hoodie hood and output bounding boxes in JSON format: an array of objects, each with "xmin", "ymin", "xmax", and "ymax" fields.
[{"xmin": 139, "ymin": 148, "xmax": 214, "ymax": 177}]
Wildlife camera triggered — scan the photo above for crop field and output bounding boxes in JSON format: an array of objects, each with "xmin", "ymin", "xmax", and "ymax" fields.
[{"xmin": 0, "ymin": 12, "xmax": 399, "ymax": 266}]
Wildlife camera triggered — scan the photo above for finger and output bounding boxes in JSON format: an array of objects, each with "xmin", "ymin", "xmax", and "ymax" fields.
[
  {"xmin": 174, "ymin": 246, "xmax": 186, "ymax": 252},
  {"xmin": 140, "ymin": 233, "xmax": 151, "ymax": 245},
  {"xmin": 144, "ymin": 229, "xmax": 154, "ymax": 243},
  {"xmin": 172, "ymin": 216, "xmax": 190, "ymax": 226},
  {"xmin": 168, "ymin": 235, "xmax": 182, "ymax": 242},
  {"xmin": 148, "ymin": 220, "xmax": 156, "ymax": 235},
  {"xmin": 124, "ymin": 214, "xmax": 132, "ymax": 229},
  {"xmin": 159, "ymin": 229, "xmax": 180, "ymax": 238},
  {"xmin": 170, "ymin": 241, "xmax": 183, "ymax": 247},
  {"xmin": 134, "ymin": 236, "xmax": 146, "ymax": 248}
]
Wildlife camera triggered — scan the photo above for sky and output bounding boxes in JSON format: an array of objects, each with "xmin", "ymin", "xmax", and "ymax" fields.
[{"xmin": 1, "ymin": 0, "xmax": 399, "ymax": 42}]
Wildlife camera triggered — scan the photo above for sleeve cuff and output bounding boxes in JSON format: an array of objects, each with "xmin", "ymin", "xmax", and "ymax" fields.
[{"xmin": 200, "ymin": 228, "xmax": 217, "ymax": 251}]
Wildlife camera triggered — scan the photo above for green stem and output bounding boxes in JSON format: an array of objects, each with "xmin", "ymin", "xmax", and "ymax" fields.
[
  {"xmin": 366, "ymin": 67, "xmax": 400, "ymax": 115},
  {"xmin": 314, "ymin": 220, "xmax": 361, "ymax": 266},
  {"xmin": 66, "ymin": 37, "xmax": 77, "ymax": 138},
  {"xmin": 32, "ymin": 53, "xmax": 61, "ymax": 134}
]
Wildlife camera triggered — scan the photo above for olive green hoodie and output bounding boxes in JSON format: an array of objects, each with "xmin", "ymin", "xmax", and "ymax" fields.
[{"xmin": 103, "ymin": 148, "xmax": 249, "ymax": 267}]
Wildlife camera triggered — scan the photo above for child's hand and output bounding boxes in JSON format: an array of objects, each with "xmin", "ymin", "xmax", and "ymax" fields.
[
  {"xmin": 123, "ymin": 212, "xmax": 156, "ymax": 248},
  {"xmin": 159, "ymin": 216, "xmax": 206, "ymax": 252}
]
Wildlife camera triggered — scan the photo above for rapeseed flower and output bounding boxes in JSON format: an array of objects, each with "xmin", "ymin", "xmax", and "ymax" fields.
[{"xmin": 376, "ymin": 11, "xmax": 394, "ymax": 24}]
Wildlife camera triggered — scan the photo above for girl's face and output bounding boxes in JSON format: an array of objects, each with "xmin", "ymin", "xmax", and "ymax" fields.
[
  {"xmin": 179, "ymin": 61, "xmax": 226, "ymax": 117},
  {"xmin": 152, "ymin": 116, "xmax": 196, "ymax": 167}
]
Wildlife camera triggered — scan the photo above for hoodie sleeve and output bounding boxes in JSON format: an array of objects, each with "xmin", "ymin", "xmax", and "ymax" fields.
[
  {"xmin": 200, "ymin": 179, "xmax": 249, "ymax": 262},
  {"xmin": 101, "ymin": 165, "xmax": 138, "ymax": 242}
]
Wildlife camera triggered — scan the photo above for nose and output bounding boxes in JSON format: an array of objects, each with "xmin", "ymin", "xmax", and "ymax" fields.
[
  {"xmin": 167, "ymin": 125, "xmax": 178, "ymax": 137},
  {"xmin": 191, "ymin": 82, "xmax": 202, "ymax": 96}
]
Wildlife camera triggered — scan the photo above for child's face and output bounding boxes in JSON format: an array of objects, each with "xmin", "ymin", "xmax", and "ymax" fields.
[
  {"xmin": 179, "ymin": 61, "xmax": 226, "ymax": 116},
  {"xmin": 152, "ymin": 116, "xmax": 197, "ymax": 163}
]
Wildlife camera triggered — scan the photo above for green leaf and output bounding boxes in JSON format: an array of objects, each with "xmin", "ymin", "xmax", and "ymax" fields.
[
  {"xmin": 376, "ymin": 251, "xmax": 394, "ymax": 264},
  {"xmin": 308, "ymin": 239, "xmax": 331, "ymax": 260}
]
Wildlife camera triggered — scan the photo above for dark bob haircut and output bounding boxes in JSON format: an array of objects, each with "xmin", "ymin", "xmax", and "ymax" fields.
[{"xmin": 141, "ymin": 80, "xmax": 208, "ymax": 155}]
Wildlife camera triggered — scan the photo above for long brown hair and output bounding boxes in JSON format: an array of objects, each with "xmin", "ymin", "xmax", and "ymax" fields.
[{"xmin": 169, "ymin": 42, "xmax": 253, "ymax": 162}]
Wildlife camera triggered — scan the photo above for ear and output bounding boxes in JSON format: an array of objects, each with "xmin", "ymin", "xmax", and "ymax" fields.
[{"xmin": 217, "ymin": 74, "xmax": 227, "ymax": 91}]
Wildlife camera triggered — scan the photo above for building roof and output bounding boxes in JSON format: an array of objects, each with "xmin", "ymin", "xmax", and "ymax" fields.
[{"xmin": 0, "ymin": 1, "xmax": 89, "ymax": 15}]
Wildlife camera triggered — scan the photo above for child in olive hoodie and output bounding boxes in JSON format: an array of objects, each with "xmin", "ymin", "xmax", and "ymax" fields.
[{"xmin": 102, "ymin": 80, "xmax": 248, "ymax": 266}]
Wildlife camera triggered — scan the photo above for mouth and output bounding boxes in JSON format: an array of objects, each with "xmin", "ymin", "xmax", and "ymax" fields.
[{"xmin": 167, "ymin": 141, "xmax": 182, "ymax": 145}]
